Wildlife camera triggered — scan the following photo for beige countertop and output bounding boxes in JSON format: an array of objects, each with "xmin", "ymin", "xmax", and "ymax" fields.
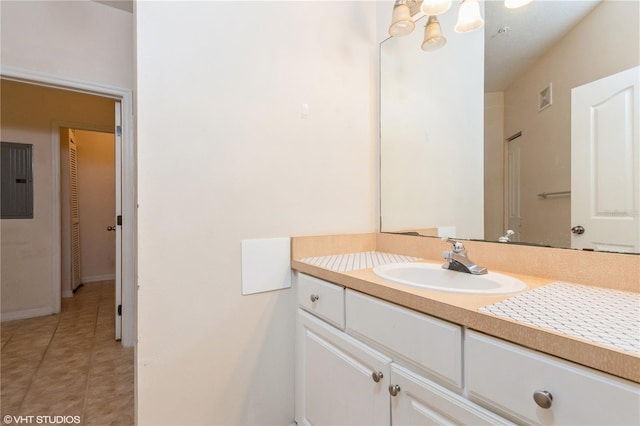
[{"xmin": 291, "ymin": 233, "xmax": 640, "ymax": 384}]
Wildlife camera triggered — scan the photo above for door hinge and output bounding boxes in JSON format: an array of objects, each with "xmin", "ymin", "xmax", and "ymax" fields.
[
  {"xmin": 116, "ymin": 125, "xmax": 122, "ymax": 137},
  {"xmin": 117, "ymin": 304, "xmax": 122, "ymax": 316},
  {"xmin": 117, "ymin": 215, "xmax": 122, "ymax": 226}
]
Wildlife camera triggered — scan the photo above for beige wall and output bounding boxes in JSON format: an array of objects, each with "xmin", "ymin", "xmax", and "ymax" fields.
[
  {"xmin": 0, "ymin": 81, "xmax": 115, "ymax": 320},
  {"xmin": 76, "ymin": 129, "xmax": 116, "ymax": 283},
  {"xmin": 501, "ymin": 0, "xmax": 640, "ymax": 247},
  {"xmin": 136, "ymin": 1, "xmax": 378, "ymax": 424},
  {"xmin": 484, "ymin": 91, "xmax": 505, "ymax": 241},
  {"xmin": 0, "ymin": 0, "xmax": 133, "ymax": 89}
]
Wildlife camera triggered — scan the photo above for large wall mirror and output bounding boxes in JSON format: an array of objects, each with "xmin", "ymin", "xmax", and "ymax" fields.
[{"xmin": 380, "ymin": 0, "xmax": 639, "ymax": 254}]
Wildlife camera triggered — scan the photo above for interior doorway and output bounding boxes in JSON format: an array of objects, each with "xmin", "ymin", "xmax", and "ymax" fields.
[
  {"xmin": 60, "ymin": 123, "xmax": 126, "ymax": 341},
  {"xmin": 60, "ymin": 127, "xmax": 121, "ymax": 338},
  {"xmin": 505, "ymin": 132, "xmax": 522, "ymax": 242},
  {"xmin": 1, "ymin": 69, "xmax": 135, "ymax": 348}
]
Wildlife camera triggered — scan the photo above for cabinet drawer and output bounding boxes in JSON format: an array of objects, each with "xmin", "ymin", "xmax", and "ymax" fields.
[
  {"xmin": 345, "ymin": 290, "xmax": 462, "ymax": 389},
  {"xmin": 297, "ymin": 273, "xmax": 345, "ymax": 329},
  {"xmin": 465, "ymin": 330, "xmax": 640, "ymax": 425}
]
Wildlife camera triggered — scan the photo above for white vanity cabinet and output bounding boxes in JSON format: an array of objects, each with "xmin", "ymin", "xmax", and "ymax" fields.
[
  {"xmin": 295, "ymin": 273, "xmax": 511, "ymax": 426},
  {"xmin": 465, "ymin": 330, "xmax": 640, "ymax": 426}
]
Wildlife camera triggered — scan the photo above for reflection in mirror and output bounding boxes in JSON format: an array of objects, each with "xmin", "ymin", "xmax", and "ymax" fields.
[
  {"xmin": 380, "ymin": 0, "xmax": 640, "ymax": 253},
  {"xmin": 381, "ymin": 7, "xmax": 485, "ymax": 240}
]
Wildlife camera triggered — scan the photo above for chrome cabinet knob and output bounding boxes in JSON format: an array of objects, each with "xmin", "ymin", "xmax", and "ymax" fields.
[
  {"xmin": 310, "ymin": 294, "xmax": 319, "ymax": 302},
  {"xmin": 106, "ymin": 225, "xmax": 116, "ymax": 231},
  {"xmin": 571, "ymin": 225, "xmax": 585, "ymax": 235},
  {"xmin": 533, "ymin": 390, "xmax": 553, "ymax": 409},
  {"xmin": 371, "ymin": 371, "xmax": 384, "ymax": 383},
  {"xmin": 388, "ymin": 384, "xmax": 401, "ymax": 396}
]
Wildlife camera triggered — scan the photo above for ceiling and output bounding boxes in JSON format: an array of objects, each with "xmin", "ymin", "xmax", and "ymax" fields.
[{"xmin": 484, "ymin": 0, "xmax": 601, "ymax": 92}]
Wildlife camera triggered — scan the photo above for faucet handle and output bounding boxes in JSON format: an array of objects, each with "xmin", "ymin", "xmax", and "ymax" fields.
[{"xmin": 442, "ymin": 237, "xmax": 466, "ymax": 254}]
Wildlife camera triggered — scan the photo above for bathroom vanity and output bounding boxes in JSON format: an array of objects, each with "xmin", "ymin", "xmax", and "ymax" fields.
[{"xmin": 292, "ymin": 233, "xmax": 640, "ymax": 425}]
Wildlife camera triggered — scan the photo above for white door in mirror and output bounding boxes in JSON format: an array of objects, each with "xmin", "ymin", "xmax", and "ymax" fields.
[{"xmin": 571, "ymin": 66, "xmax": 639, "ymax": 253}]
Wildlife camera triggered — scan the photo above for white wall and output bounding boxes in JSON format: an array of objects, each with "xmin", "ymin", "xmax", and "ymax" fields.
[
  {"xmin": 136, "ymin": 1, "xmax": 378, "ymax": 424},
  {"xmin": 379, "ymin": 8, "xmax": 485, "ymax": 238},
  {"xmin": 76, "ymin": 129, "xmax": 116, "ymax": 283},
  {"xmin": 0, "ymin": 0, "xmax": 133, "ymax": 90}
]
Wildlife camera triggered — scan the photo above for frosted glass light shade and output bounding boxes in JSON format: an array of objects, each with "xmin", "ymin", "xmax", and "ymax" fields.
[
  {"xmin": 505, "ymin": 0, "xmax": 534, "ymax": 9},
  {"xmin": 389, "ymin": 1, "xmax": 415, "ymax": 37},
  {"xmin": 420, "ymin": 0, "xmax": 452, "ymax": 16},
  {"xmin": 421, "ymin": 16, "xmax": 447, "ymax": 51},
  {"xmin": 455, "ymin": 0, "xmax": 484, "ymax": 33}
]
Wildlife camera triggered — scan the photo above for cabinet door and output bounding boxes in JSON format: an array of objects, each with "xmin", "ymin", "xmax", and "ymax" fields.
[
  {"xmin": 296, "ymin": 310, "xmax": 392, "ymax": 426},
  {"xmin": 390, "ymin": 364, "xmax": 514, "ymax": 426}
]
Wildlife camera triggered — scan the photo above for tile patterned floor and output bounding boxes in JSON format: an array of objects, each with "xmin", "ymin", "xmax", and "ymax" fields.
[{"xmin": 1, "ymin": 281, "xmax": 134, "ymax": 426}]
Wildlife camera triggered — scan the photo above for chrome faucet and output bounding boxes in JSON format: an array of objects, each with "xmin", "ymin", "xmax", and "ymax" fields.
[
  {"xmin": 498, "ymin": 230, "xmax": 515, "ymax": 243},
  {"xmin": 441, "ymin": 237, "xmax": 487, "ymax": 275}
]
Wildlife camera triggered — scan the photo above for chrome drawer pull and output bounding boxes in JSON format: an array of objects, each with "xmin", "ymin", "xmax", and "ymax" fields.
[
  {"xmin": 533, "ymin": 390, "xmax": 553, "ymax": 409},
  {"xmin": 310, "ymin": 294, "xmax": 320, "ymax": 302},
  {"xmin": 371, "ymin": 371, "xmax": 384, "ymax": 383}
]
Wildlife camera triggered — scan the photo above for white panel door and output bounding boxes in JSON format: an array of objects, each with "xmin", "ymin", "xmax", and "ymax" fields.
[
  {"xmin": 571, "ymin": 66, "xmax": 639, "ymax": 252},
  {"xmin": 296, "ymin": 310, "xmax": 391, "ymax": 426}
]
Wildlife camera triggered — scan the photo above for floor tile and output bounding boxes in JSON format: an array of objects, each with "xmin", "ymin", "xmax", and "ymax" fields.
[{"xmin": 0, "ymin": 282, "xmax": 133, "ymax": 425}]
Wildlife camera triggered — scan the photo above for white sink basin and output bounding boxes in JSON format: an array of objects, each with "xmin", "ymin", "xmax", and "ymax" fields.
[{"xmin": 373, "ymin": 262, "xmax": 527, "ymax": 295}]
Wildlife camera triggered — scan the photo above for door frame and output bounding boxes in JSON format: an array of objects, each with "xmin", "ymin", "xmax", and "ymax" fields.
[
  {"xmin": 1, "ymin": 67, "xmax": 136, "ymax": 348},
  {"xmin": 504, "ymin": 132, "xmax": 522, "ymax": 242}
]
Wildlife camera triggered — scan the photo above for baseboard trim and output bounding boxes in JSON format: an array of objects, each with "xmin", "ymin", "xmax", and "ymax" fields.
[
  {"xmin": 1, "ymin": 306, "xmax": 54, "ymax": 322},
  {"xmin": 62, "ymin": 290, "xmax": 74, "ymax": 298},
  {"xmin": 82, "ymin": 273, "xmax": 115, "ymax": 283}
]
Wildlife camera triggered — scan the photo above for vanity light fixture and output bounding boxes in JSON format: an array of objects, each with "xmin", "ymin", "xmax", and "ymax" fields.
[
  {"xmin": 388, "ymin": 0, "xmax": 485, "ymax": 51},
  {"xmin": 420, "ymin": 0, "xmax": 452, "ymax": 16},
  {"xmin": 504, "ymin": 0, "xmax": 534, "ymax": 9},
  {"xmin": 421, "ymin": 16, "xmax": 447, "ymax": 51},
  {"xmin": 390, "ymin": 0, "xmax": 533, "ymax": 51},
  {"xmin": 389, "ymin": 0, "xmax": 416, "ymax": 37},
  {"xmin": 454, "ymin": 0, "xmax": 484, "ymax": 33}
]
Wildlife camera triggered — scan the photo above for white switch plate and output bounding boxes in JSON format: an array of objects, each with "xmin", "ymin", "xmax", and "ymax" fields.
[
  {"xmin": 241, "ymin": 237, "xmax": 291, "ymax": 295},
  {"xmin": 437, "ymin": 226, "xmax": 457, "ymax": 238}
]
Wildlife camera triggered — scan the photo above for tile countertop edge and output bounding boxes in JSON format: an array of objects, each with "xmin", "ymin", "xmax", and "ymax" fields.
[{"xmin": 290, "ymin": 259, "xmax": 640, "ymax": 384}]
